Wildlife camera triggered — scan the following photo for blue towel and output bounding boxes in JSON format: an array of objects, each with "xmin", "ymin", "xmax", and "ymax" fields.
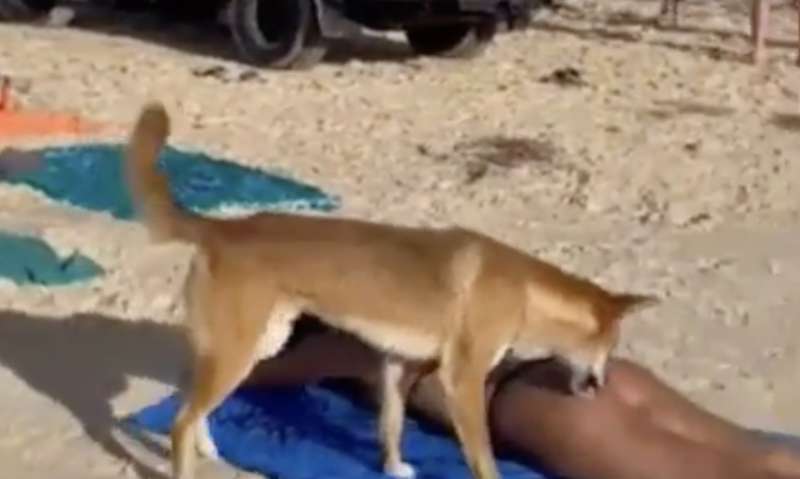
[
  {"xmin": 0, "ymin": 231, "xmax": 103, "ymax": 285},
  {"xmin": 127, "ymin": 383, "xmax": 554, "ymax": 479},
  {"xmin": 3, "ymin": 143, "xmax": 339, "ymax": 220}
]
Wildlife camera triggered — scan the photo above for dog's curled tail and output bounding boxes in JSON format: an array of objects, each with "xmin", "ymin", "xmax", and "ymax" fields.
[{"xmin": 125, "ymin": 101, "xmax": 197, "ymax": 243}]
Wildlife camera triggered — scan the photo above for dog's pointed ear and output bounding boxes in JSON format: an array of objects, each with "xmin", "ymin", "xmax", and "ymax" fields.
[
  {"xmin": 594, "ymin": 292, "xmax": 659, "ymax": 332},
  {"xmin": 612, "ymin": 293, "xmax": 660, "ymax": 316}
]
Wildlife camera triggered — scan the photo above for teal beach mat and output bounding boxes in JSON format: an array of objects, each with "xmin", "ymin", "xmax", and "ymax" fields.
[{"xmin": 0, "ymin": 143, "xmax": 338, "ymax": 285}]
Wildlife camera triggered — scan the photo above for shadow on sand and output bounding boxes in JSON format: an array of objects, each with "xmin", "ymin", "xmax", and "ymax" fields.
[{"xmin": 0, "ymin": 309, "xmax": 189, "ymax": 478}]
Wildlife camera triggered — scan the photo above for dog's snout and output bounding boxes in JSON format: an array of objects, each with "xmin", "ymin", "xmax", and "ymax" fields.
[
  {"xmin": 569, "ymin": 367, "xmax": 604, "ymax": 398},
  {"xmin": 585, "ymin": 372, "xmax": 600, "ymax": 390},
  {"xmin": 569, "ymin": 369, "xmax": 593, "ymax": 397}
]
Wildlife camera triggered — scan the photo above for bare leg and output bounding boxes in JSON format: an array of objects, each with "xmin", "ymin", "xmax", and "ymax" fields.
[
  {"xmin": 572, "ymin": 360, "xmax": 800, "ymax": 476},
  {"xmin": 796, "ymin": 0, "xmax": 800, "ymax": 65},
  {"xmin": 751, "ymin": 0, "xmax": 770, "ymax": 65},
  {"xmin": 600, "ymin": 360, "xmax": 758, "ymax": 451}
]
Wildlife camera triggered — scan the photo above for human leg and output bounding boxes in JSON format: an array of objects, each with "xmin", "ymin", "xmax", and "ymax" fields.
[
  {"xmin": 595, "ymin": 360, "xmax": 800, "ymax": 477},
  {"xmin": 599, "ymin": 360, "xmax": 757, "ymax": 451},
  {"xmin": 796, "ymin": 0, "xmax": 800, "ymax": 65},
  {"xmin": 751, "ymin": 0, "xmax": 770, "ymax": 64}
]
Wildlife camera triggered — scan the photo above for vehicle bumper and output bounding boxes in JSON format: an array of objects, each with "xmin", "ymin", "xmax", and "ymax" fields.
[{"xmin": 317, "ymin": 0, "xmax": 539, "ymax": 36}]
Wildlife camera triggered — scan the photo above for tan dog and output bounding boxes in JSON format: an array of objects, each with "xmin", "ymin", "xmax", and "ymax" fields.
[
  {"xmin": 125, "ymin": 102, "xmax": 658, "ymax": 479},
  {"xmin": 659, "ymin": 0, "xmax": 800, "ymax": 65}
]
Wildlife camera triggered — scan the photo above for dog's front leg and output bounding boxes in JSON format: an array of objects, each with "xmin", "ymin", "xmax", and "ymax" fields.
[
  {"xmin": 379, "ymin": 357, "xmax": 415, "ymax": 478},
  {"xmin": 439, "ymin": 346, "xmax": 499, "ymax": 479}
]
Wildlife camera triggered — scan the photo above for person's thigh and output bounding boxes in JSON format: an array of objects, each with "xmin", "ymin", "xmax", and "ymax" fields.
[{"xmin": 603, "ymin": 359, "xmax": 760, "ymax": 452}]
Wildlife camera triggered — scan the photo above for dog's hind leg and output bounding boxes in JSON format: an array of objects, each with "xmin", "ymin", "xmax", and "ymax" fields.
[
  {"xmin": 176, "ymin": 366, "xmax": 218, "ymax": 460},
  {"xmin": 751, "ymin": 0, "xmax": 769, "ymax": 64},
  {"xmin": 195, "ymin": 417, "xmax": 219, "ymax": 461},
  {"xmin": 171, "ymin": 294, "xmax": 298, "ymax": 479},
  {"xmin": 379, "ymin": 357, "xmax": 415, "ymax": 478},
  {"xmin": 172, "ymin": 347, "xmax": 256, "ymax": 479}
]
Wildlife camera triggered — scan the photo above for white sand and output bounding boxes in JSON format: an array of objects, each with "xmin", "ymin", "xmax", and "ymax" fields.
[{"xmin": 1, "ymin": 0, "xmax": 799, "ymax": 476}]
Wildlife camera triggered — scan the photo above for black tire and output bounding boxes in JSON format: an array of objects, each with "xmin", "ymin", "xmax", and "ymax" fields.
[
  {"xmin": 404, "ymin": 20, "xmax": 497, "ymax": 59},
  {"xmin": 0, "ymin": 0, "xmax": 55, "ymax": 21},
  {"xmin": 230, "ymin": 0, "xmax": 327, "ymax": 69}
]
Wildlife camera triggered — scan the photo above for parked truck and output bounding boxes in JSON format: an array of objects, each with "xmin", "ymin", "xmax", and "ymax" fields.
[{"xmin": 0, "ymin": 0, "xmax": 539, "ymax": 68}]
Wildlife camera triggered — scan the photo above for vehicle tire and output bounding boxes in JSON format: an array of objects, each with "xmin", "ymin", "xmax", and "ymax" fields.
[
  {"xmin": 404, "ymin": 20, "xmax": 497, "ymax": 59},
  {"xmin": 0, "ymin": 0, "xmax": 55, "ymax": 21},
  {"xmin": 230, "ymin": 0, "xmax": 327, "ymax": 69}
]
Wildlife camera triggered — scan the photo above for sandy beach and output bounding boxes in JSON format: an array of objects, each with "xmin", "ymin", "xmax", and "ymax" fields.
[{"xmin": 1, "ymin": 0, "xmax": 799, "ymax": 476}]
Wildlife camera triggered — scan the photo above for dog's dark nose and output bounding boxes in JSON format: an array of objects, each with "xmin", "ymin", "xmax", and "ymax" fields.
[
  {"xmin": 584, "ymin": 373, "xmax": 600, "ymax": 391},
  {"xmin": 580, "ymin": 372, "xmax": 599, "ymax": 393},
  {"xmin": 570, "ymin": 369, "xmax": 601, "ymax": 397}
]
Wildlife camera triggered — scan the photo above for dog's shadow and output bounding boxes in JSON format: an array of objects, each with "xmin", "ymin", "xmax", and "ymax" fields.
[{"xmin": 0, "ymin": 310, "xmax": 189, "ymax": 479}]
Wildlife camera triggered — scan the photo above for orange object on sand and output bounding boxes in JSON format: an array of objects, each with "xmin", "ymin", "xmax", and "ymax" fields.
[{"xmin": 0, "ymin": 76, "xmax": 104, "ymax": 139}]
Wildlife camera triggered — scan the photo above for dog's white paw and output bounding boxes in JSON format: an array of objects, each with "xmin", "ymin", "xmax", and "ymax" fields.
[
  {"xmin": 196, "ymin": 420, "xmax": 220, "ymax": 461},
  {"xmin": 384, "ymin": 461, "xmax": 416, "ymax": 478},
  {"xmin": 154, "ymin": 461, "xmax": 171, "ymax": 476},
  {"xmin": 197, "ymin": 436, "xmax": 220, "ymax": 461}
]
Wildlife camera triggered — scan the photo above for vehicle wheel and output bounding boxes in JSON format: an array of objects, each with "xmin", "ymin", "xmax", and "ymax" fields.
[
  {"xmin": 404, "ymin": 20, "xmax": 497, "ymax": 59},
  {"xmin": 230, "ymin": 0, "xmax": 327, "ymax": 69},
  {"xmin": 0, "ymin": 0, "xmax": 55, "ymax": 21}
]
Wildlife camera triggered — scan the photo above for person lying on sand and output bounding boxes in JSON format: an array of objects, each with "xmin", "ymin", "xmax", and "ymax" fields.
[{"xmin": 241, "ymin": 316, "xmax": 800, "ymax": 479}]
